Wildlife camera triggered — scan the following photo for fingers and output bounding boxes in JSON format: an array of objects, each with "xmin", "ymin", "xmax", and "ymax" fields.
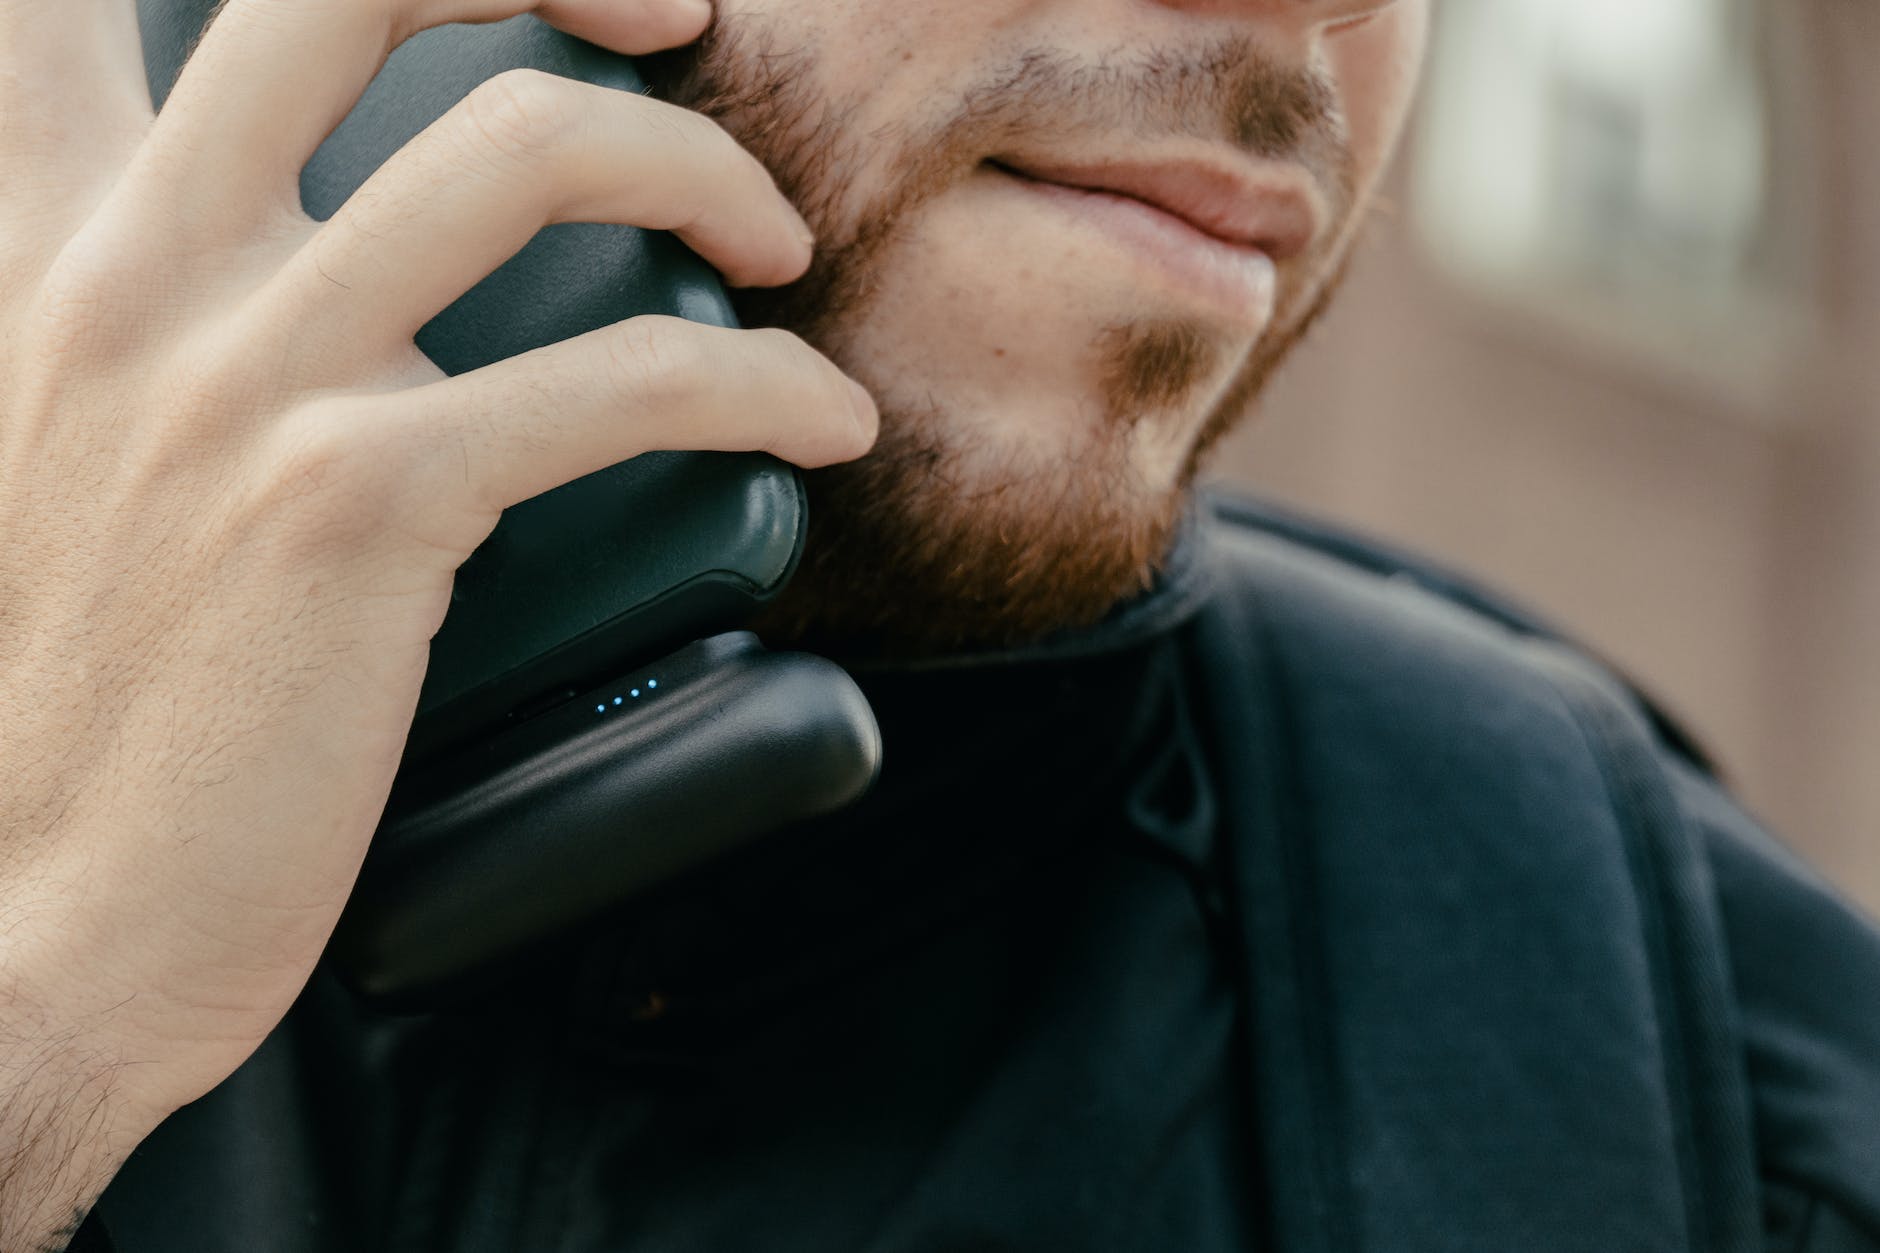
[
  {"xmin": 532, "ymin": 0, "xmax": 713, "ymax": 55},
  {"xmin": 356, "ymin": 316, "xmax": 877, "ymax": 523},
  {"xmin": 131, "ymin": 0, "xmax": 712, "ymax": 231},
  {"xmin": 272, "ymin": 72, "xmax": 811, "ymax": 349},
  {"xmin": 0, "ymin": 0, "xmax": 150, "ymax": 126},
  {"xmin": 0, "ymin": 0, "xmax": 152, "ymax": 227}
]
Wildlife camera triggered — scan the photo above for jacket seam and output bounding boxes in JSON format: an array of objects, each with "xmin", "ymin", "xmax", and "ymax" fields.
[{"xmin": 1527, "ymin": 643, "xmax": 1760, "ymax": 1253}]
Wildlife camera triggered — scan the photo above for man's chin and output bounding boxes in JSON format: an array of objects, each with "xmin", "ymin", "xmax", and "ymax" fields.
[
  {"xmin": 750, "ymin": 407, "xmax": 1188, "ymax": 662},
  {"xmin": 650, "ymin": 13, "xmax": 1366, "ymax": 660}
]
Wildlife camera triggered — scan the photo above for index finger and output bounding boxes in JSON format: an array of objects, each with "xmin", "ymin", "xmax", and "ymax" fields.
[
  {"xmin": 133, "ymin": 0, "xmax": 714, "ymax": 230},
  {"xmin": 534, "ymin": 0, "xmax": 712, "ymax": 55}
]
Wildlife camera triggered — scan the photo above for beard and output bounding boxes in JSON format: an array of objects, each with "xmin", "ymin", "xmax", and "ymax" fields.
[{"xmin": 644, "ymin": 22, "xmax": 1358, "ymax": 660}]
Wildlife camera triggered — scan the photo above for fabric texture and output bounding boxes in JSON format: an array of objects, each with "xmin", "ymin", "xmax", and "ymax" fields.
[{"xmin": 81, "ymin": 493, "xmax": 1880, "ymax": 1253}]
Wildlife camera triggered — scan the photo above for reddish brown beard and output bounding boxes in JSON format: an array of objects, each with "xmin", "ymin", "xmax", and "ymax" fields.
[
  {"xmin": 754, "ymin": 392, "xmax": 1185, "ymax": 658},
  {"xmin": 645, "ymin": 23, "xmax": 1356, "ymax": 660}
]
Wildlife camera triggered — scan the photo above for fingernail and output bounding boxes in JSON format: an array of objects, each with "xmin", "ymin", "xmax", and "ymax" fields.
[{"xmin": 846, "ymin": 378, "xmax": 878, "ymax": 433}]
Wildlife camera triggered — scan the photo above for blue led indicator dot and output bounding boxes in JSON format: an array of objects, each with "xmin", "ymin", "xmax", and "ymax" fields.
[
  {"xmin": 595, "ymin": 704, "xmax": 605, "ymax": 714},
  {"xmin": 647, "ymin": 679, "xmax": 658, "ymax": 690},
  {"xmin": 613, "ymin": 696, "xmax": 623, "ymax": 706},
  {"xmin": 630, "ymin": 689, "xmax": 641, "ymax": 698}
]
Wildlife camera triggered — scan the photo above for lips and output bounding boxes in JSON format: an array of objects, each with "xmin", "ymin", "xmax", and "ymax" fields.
[
  {"xmin": 985, "ymin": 154, "xmax": 1320, "ymax": 263},
  {"xmin": 982, "ymin": 160, "xmax": 1284, "ymax": 324}
]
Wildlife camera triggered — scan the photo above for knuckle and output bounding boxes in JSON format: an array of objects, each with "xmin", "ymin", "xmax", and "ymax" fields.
[
  {"xmin": 266, "ymin": 411, "xmax": 368, "ymax": 503},
  {"xmin": 29, "ymin": 229, "xmax": 140, "ymax": 360},
  {"xmin": 246, "ymin": 406, "xmax": 401, "ymax": 549},
  {"xmin": 158, "ymin": 341, "xmax": 281, "ymax": 445},
  {"xmin": 752, "ymin": 327, "xmax": 824, "ymax": 388},
  {"xmin": 381, "ymin": 0, "xmax": 437, "ymax": 45},
  {"xmin": 602, "ymin": 318, "xmax": 705, "ymax": 406},
  {"xmin": 641, "ymin": 96, "xmax": 734, "ymax": 154},
  {"xmin": 751, "ymin": 325, "xmax": 813, "ymax": 359},
  {"xmin": 660, "ymin": 106, "xmax": 765, "ymax": 198},
  {"xmin": 353, "ymin": 0, "xmax": 402, "ymax": 26},
  {"xmin": 459, "ymin": 69, "xmax": 585, "ymax": 165},
  {"xmin": 625, "ymin": 99, "xmax": 749, "ymax": 200}
]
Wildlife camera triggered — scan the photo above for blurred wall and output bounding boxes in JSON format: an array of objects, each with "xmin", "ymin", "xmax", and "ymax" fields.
[{"xmin": 1206, "ymin": 1, "xmax": 1880, "ymax": 915}]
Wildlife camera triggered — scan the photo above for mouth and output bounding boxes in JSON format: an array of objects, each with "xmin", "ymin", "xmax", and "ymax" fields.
[
  {"xmin": 985, "ymin": 154, "xmax": 1321, "ymax": 263},
  {"xmin": 983, "ymin": 155, "xmax": 1308, "ymax": 326}
]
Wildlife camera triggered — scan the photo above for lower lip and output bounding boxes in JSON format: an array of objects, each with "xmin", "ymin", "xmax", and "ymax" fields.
[{"xmin": 988, "ymin": 164, "xmax": 1279, "ymax": 324}]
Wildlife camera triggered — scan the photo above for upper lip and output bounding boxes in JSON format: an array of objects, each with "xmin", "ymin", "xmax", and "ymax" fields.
[{"xmin": 988, "ymin": 152, "xmax": 1322, "ymax": 262}]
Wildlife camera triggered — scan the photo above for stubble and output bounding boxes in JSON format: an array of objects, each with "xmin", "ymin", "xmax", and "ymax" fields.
[{"xmin": 646, "ymin": 22, "xmax": 1358, "ymax": 658}]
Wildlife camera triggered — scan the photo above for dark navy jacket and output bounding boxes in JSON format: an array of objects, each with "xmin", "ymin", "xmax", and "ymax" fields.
[{"xmin": 84, "ymin": 494, "xmax": 1880, "ymax": 1252}]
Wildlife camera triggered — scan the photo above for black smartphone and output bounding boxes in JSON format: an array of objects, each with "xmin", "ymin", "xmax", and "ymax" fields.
[{"xmin": 136, "ymin": 7, "xmax": 882, "ymax": 1005}]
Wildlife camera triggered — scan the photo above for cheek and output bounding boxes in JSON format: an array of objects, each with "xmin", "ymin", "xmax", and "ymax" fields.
[
  {"xmin": 1327, "ymin": 4, "xmax": 1430, "ymax": 201},
  {"xmin": 721, "ymin": 0, "xmax": 1008, "ymax": 114}
]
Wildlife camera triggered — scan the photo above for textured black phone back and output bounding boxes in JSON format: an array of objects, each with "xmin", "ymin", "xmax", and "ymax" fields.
[{"xmin": 136, "ymin": 6, "xmax": 811, "ymax": 767}]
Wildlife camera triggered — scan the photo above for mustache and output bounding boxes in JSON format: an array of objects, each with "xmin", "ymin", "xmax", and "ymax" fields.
[
  {"xmin": 653, "ymin": 24, "xmax": 1355, "ymax": 230},
  {"xmin": 969, "ymin": 39, "xmax": 1346, "ymax": 157},
  {"xmin": 647, "ymin": 23, "xmax": 1357, "ymax": 361},
  {"xmin": 892, "ymin": 37, "xmax": 1356, "ymax": 224}
]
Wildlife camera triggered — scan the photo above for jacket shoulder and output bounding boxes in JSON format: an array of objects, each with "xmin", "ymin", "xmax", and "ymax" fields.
[
  {"xmin": 1198, "ymin": 489, "xmax": 1715, "ymax": 768},
  {"xmin": 1198, "ymin": 490, "xmax": 1880, "ymax": 1248}
]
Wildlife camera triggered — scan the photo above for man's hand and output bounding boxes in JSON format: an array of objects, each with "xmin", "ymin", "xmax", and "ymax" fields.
[{"xmin": 0, "ymin": 0, "xmax": 874, "ymax": 1242}]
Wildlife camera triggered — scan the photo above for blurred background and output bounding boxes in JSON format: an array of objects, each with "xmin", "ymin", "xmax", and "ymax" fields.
[{"xmin": 1207, "ymin": 0, "xmax": 1880, "ymax": 915}]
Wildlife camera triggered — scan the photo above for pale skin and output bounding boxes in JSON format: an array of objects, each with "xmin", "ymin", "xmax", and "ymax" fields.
[{"xmin": 0, "ymin": 0, "xmax": 1424, "ymax": 1246}]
